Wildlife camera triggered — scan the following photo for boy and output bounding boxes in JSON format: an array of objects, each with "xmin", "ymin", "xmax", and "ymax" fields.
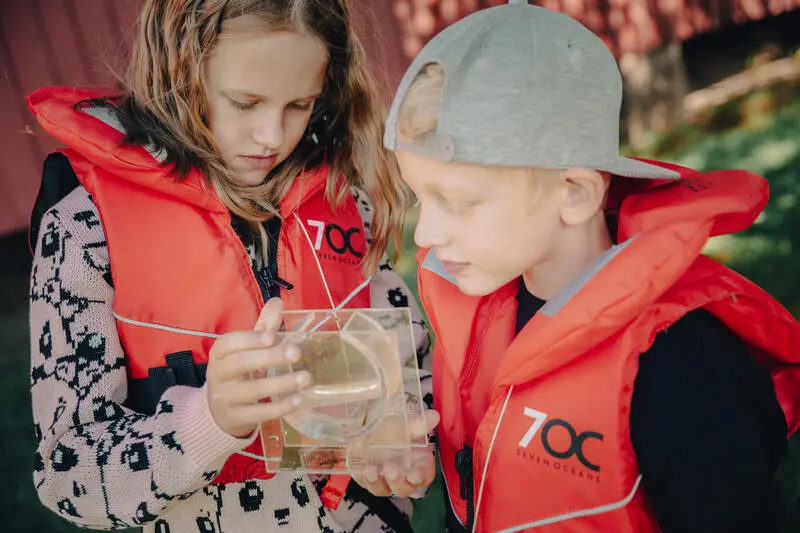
[{"xmin": 366, "ymin": 1, "xmax": 800, "ymax": 532}]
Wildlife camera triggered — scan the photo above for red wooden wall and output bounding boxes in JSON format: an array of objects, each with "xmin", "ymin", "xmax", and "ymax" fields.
[
  {"xmin": 395, "ymin": 0, "xmax": 800, "ymax": 60},
  {"xmin": 0, "ymin": 0, "xmax": 142, "ymax": 236}
]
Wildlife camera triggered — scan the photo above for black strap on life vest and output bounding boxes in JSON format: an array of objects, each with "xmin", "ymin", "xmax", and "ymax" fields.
[
  {"xmin": 30, "ymin": 152, "xmax": 81, "ymax": 254},
  {"xmin": 443, "ymin": 446, "xmax": 474, "ymax": 533},
  {"xmin": 125, "ymin": 351, "xmax": 208, "ymax": 415}
]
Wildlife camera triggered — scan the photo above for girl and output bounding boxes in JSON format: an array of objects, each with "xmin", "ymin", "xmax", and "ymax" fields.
[{"xmin": 27, "ymin": 1, "xmax": 431, "ymax": 531}]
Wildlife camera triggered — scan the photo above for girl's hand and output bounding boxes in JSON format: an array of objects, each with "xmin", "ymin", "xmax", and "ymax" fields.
[{"xmin": 206, "ymin": 298, "xmax": 308, "ymax": 438}]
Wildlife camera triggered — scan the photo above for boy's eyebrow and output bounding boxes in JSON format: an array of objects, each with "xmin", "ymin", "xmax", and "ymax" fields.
[{"xmin": 426, "ymin": 180, "xmax": 481, "ymax": 196}]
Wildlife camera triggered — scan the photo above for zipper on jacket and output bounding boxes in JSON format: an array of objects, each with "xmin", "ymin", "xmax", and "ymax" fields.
[
  {"xmin": 254, "ymin": 268, "xmax": 272, "ymax": 301},
  {"xmin": 250, "ymin": 215, "xmax": 292, "ymax": 300},
  {"xmin": 272, "ymin": 277, "xmax": 293, "ymax": 291},
  {"xmin": 254, "ymin": 267, "xmax": 293, "ymax": 301},
  {"xmin": 455, "ymin": 446, "xmax": 475, "ymax": 531}
]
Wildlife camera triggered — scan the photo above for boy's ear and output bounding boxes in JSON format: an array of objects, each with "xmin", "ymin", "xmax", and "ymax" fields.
[{"xmin": 560, "ymin": 167, "xmax": 610, "ymax": 226}]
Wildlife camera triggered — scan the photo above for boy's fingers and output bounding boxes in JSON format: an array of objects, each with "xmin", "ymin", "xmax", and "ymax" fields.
[
  {"xmin": 356, "ymin": 465, "xmax": 392, "ymax": 496},
  {"xmin": 385, "ymin": 479, "xmax": 416, "ymax": 497},
  {"xmin": 409, "ymin": 409, "xmax": 440, "ymax": 439},
  {"xmin": 354, "ymin": 448, "xmax": 437, "ymax": 497},
  {"xmin": 409, "ymin": 451, "xmax": 437, "ymax": 487},
  {"xmin": 384, "ymin": 462, "xmax": 426, "ymax": 497}
]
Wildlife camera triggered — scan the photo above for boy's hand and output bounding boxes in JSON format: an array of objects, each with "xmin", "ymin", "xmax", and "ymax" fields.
[{"xmin": 351, "ymin": 410, "xmax": 440, "ymax": 497}]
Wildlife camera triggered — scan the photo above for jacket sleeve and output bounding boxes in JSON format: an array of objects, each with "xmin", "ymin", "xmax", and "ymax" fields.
[
  {"xmin": 630, "ymin": 309, "xmax": 787, "ymax": 533},
  {"xmin": 29, "ymin": 189, "xmax": 253, "ymax": 529}
]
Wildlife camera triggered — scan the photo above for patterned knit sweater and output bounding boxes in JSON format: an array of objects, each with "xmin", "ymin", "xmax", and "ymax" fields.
[{"xmin": 29, "ymin": 185, "xmax": 433, "ymax": 533}]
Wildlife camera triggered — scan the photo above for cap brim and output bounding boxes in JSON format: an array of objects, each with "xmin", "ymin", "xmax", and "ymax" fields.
[{"xmin": 601, "ymin": 157, "xmax": 681, "ymax": 180}]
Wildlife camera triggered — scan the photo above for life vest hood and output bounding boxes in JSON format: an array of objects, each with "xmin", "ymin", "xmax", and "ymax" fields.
[{"xmin": 26, "ymin": 86, "xmax": 328, "ymax": 216}]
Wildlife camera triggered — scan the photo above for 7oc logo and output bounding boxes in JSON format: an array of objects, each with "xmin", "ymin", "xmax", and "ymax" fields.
[
  {"xmin": 307, "ymin": 219, "xmax": 364, "ymax": 258},
  {"xmin": 518, "ymin": 407, "xmax": 603, "ymax": 472}
]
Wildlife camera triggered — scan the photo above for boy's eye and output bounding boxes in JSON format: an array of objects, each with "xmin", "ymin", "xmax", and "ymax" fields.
[
  {"xmin": 228, "ymin": 98, "xmax": 256, "ymax": 111},
  {"xmin": 441, "ymin": 198, "xmax": 478, "ymax": 213},
  {"xmin": 430, "ymin": 192, "xmax": 476, "ymax": 212},
  {"xmin": 447, "ymin": 202, "xmax": 474, "ymax": 212}
]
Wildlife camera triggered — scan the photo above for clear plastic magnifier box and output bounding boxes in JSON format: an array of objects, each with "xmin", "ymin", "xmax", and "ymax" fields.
[{"xmin": 254, "ymin": 307, "xmax": 429, "ymax": 474}]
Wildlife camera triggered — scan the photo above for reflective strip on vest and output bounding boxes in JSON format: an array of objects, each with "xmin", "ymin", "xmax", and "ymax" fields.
[
  {"xmin": 496, "ymin": 475, "xmax": 643, "ymax": 532},
  {"xmin": 540, "ymin": 236, "xmax": 637, "ymax": 317},
  {"xmin": 421, "ymin": 248, "xmax": 457, "ymax": 285},
  {"xmin": 113, "ymin": 312, "xmax": 220, "ymax": 339}
]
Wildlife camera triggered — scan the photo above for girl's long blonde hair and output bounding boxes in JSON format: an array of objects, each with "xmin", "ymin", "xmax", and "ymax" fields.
[{"xmin": 92, "ymin": 0, "xmax": 406, "ymax": 273}]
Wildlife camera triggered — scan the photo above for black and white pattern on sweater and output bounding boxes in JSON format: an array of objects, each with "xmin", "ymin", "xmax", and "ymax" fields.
[
  {"xmin": 238, "ymin": 481, "xmax": 265, "ymax": 513},
  {"xmin": 31, "ymin": 211, "xmax": 101, "ymax": 348},
  {"xmin": 351, "ymin": 188, "xmax": 373, "ymax": 244},
  {"xmin": 203, "ymin": 483, "xmax": 225, "ymax": 532},
  {"xmin": 30, "ymin": 186, "xmax": 429, "ymax": 532}
]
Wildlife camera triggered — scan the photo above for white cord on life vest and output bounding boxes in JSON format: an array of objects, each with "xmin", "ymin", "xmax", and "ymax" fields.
[{"xmin": 472, "ymin": 385, "xmax": 515, "ymax": 533}]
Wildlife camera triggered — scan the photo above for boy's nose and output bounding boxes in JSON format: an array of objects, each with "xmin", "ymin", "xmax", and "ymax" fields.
[{"xmin": 413, "ymin": 206, "xmax": 448, "ymax": 250}]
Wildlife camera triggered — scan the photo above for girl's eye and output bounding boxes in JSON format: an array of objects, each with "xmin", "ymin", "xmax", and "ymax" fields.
[
  {"xmin": 229, "ymin": 98, "xmax": 256, "ymax": 111},
  {"xmin": 289, "ymin": 101, "xmax": 313, "ymax": 111}
]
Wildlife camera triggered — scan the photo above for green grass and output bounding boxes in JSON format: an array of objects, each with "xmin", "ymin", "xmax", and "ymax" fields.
[{"xmin": 627, "ymin": 98, "xmax": 800, "ymax": 316}]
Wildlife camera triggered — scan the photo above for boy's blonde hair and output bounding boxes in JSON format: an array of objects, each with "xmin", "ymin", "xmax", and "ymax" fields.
[
  {"xmin": 396, "ymin": 62, "xmax": 564, "ymax": 202},
  {"xmin": 396, "ymin": 63, "xmax": 446, "ymax": 142}
]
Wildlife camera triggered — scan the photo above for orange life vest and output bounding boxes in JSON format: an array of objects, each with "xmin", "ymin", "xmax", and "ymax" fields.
[
  {"xmin": 27, "ymin": 86, "xmax": 371, "ymax": 507},
  {"xmin": 418, "ymin": 163, "xmax": 800, "ymax": 532}
]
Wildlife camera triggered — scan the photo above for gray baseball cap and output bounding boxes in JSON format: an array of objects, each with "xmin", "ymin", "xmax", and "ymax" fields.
[{"xmin": 384, "ymin": 0, "xmax": 679, "ymax": 180}]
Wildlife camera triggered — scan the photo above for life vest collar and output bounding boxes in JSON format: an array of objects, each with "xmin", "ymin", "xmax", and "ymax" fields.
[{"xmin": 421, "ymin": 163, "xmax": 771, "ymax": 386}]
